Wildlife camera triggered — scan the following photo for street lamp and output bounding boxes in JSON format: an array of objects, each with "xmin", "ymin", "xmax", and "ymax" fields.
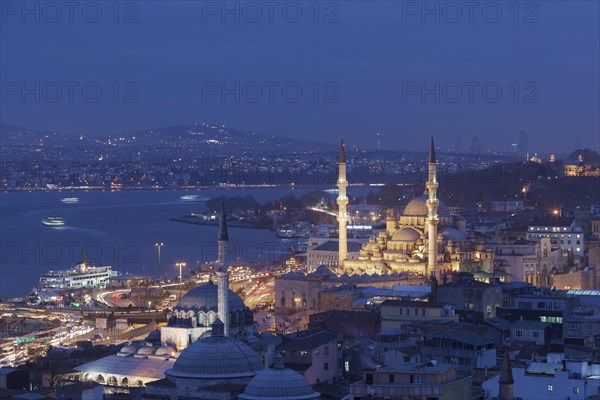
[
  {"xmin": 155, "ymin": 242, "xmax": 164, "ymax": 275},
  {"xmin": 176, "ymin": 262, "xmax": 186, "ymax": 300}
]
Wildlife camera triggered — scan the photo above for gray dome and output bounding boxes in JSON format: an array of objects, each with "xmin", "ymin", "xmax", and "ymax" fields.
[
  {"xmin": 240, "ymin": 355, "xmax": 319, "ymax": 400},
  {"xmin": 404, "ymin": 195, "xmax": 449, "ymax": 217},
  {"xmin": 117, "ymin": 345, "xmax": 137, "ymax": 356},
  {"xmin": 440, "ymin": 227, "xmax": 467, "ymax": 242},
  {"xmin": 155, "ymin": 345, "xmax": 176, "ymax": 357},
  {"xmin": 392, "ymin": 227, "xmax": 420, "ymax": 242},
  {"xmin": 175, "ymin": 282, "xmax": 246, "ymax": 312},
  {"xmin": 166, "ymin": 320, "xmax": 263, "ymax": 379}
]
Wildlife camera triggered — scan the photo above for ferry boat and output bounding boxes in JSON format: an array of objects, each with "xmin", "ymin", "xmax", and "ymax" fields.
[
  {"xmin": 41, "ymin": 216, "xmax": 65, "ymax": 227},
  {"xmin": 39, "ymin": 263, "xmax": 117, "ymax": 290},
  {"xmin": 61, "ymin": 197, "xmax": 79, "ymax": 204}
]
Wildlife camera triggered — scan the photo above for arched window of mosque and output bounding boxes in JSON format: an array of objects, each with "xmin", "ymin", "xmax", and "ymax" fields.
[
  {"xmin": 108, "ymin": 376, "xmax": 117, "ymax": 386},
  {"xmin": 208, "ymin": 311, "xmax": 215, "ymax": 324},
  {"xmin": 97, "ymin": 375, "xmax": 105, "ymax": 383},
  {"xmin": 121, "ymin": 377, "xmax": 129, "ymax": 387},
  {"xmin": 198, "ymin": 312, "xmax": 206, "ymax": 326},
  {"xmin": 136, "ymin": 380, "xmax": 144, "ymax": 386}
]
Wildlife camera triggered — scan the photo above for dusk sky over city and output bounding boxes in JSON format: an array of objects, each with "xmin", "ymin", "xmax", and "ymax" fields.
[{"xmin": 1, "ymin": 1, "xmax": 598, "ymax": 152}]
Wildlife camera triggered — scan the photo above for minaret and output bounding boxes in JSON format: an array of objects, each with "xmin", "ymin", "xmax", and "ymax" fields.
[
  {"xmin": 336, "ymin": 137, "xmax": 349, "ymax": 273},
  {"xmin": 216, "ymin": 200, "xmax": 230, "ymax": 336},
  {"xmin": 426, "ymin": 136, "xmax": 439, "ymax": 279},
  {"xmin": 499, "ymin": 348, "xmax": 514, "ymax": 400}
]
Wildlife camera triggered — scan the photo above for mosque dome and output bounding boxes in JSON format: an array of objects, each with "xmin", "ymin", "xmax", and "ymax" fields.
[
  {"xmin": 166, "ymin": 320, "xmax": 264, "ymax": 379},
  {"xmin": 239, "ymin": 355, "xmax": 320, "ymax": 400},
  {"xmin": 155, "ymin": 345, "xmax": 176, "ymax": 357},
  {"xmin": 392, "ymin": 227, "xmax": 420, "ymax": 242},
  {"xmin": 175, "ymin": 282, "xmax": 246, "ymax": 312},
  {"xmin": 403, "ymin": 195, "xmax": 450, "ymax": 217},
  {"xmin": 136, "ymin": 346, "xmax": 155, "ymax": 355},
  {"xmin": 440, "ymin": 227, "xmax": 467, "ymax": 242},
  {"xmin": 117, "ymin": 345, "xmax": 138, "ymax": 356}
]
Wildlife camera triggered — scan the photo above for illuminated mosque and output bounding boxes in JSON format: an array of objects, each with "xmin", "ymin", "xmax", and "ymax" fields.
[
  {"xmin": 338, "ymin": 137, "xmax": 477, "ymax": 277},
  {"xmin": 79, "ymin": 203, "xmax": 320, "ymax": 398}
]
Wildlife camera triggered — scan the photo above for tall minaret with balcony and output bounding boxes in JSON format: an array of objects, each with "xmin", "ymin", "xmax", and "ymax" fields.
[
  {"xmin": 216, "ymin": 200, "xmax": 230, "ymax": 336},
  {"xmin": 426, "ymin": 136, "xmax": 439, "ymax": 279},
  {"xmin": 336, "ymin": 137, "xmax": 349, "ymax": 272}
]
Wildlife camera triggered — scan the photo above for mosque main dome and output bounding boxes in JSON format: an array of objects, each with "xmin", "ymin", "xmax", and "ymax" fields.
[
  {"xmin": 166, "ymin": 320, "xmax": 263, "ymax": 379},
  {"xmin": 403, "ymin": 194, "xmax": 450, "ymax": 217},
  {"xmin": 392, "ymin": 227, "xmax": 421, "ymax": 242},
  {"xmin": 175, "ymin": 282, "xmax": 246, "ymax": 312}
]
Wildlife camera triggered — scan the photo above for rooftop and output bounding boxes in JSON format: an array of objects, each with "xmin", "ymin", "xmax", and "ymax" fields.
[
  {"xmin": 381, "ymin": 299, "xmax": 449, "ymax": 309},
  {"xmin": 278, "ymin": 330, "xmax": 341, "ymax": 351},
  {"xmin": 313, "ymin": 240, "xmax": 363, "ymax": 252},
  {"xmin": 378, "ymin": 362, "xmax": 455, "ymax": 374},
  {"xmin": 529, "ymin": 217, "xmax": 575, "ymax": 228},
  {"xmin": 74, "ymin": 355, "xmax": 175, "ymax": 380}
]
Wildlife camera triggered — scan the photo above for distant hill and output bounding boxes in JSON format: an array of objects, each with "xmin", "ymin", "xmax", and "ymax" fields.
[{"xmin": 0, "ymin": 123, "xmax": 335, "ymax": 155}]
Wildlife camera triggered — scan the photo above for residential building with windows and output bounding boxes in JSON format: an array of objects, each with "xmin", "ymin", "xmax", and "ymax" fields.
[
  {"xmin": 277, "ymin": 330, "xmax": 343, "ymax": 385},
  {"xmin": 527, "ymin": 217, "xmax": 585, "ymax": 257},
  {"xmin": 510, "ymin": 320, "xmax": 551, "ymax": 345},
  {"xmin": 421, "ymin": 326, "xmax": 497, "ymax": 376},
  {"xmin": 349, "ymin": 362, "xmax": 472, "ymax": 400},
  {"xmin": 380, "ymin": 299, "xmax": 457, "ymax": 332}
]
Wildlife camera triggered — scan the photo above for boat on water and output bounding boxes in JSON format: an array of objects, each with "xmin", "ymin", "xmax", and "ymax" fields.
[
  {"xmin": 39, "ymin": 262, "xmax": 117, "ymax": 290},
  {"xmin": 180, "ymin": 194, "xmax": 205, "ymax": 201},
  {"xmin": 41, "ymin": 216, "xmax": 65, "ymax": 227},
  {"xmin": 61, "ymin": 197, "xmax": 79, "ymax": 204}
]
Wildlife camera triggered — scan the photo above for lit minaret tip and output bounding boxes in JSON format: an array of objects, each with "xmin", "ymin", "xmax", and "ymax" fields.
[
  {"xmin": 429, "ymin": 135, "xmax": 436, "ymax": 164},
  {"xmin": 217, "ymin": 200, "xmax": 230, "ymax": 336},
  {"xmin": 336, "ymin": 137, "xmax": 349, "ymax": 273},
  {"xmin": 426, "ymin": 136, "xmax": 439, "ymax": 279}
]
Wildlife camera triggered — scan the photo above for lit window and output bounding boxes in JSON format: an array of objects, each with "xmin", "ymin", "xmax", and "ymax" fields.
[{"xmin": 547, "ymin": 384, "xmax": 553, "ymax": 391}]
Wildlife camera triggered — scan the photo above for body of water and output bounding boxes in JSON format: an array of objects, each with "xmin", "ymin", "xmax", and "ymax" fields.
[{"xmin": 0, "ymin": 186, "xmax": 370, "ymax": 298}]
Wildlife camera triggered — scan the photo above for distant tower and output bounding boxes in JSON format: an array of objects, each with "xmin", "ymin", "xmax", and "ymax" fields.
[
  {"xmin": 217, "ymin": 200, "xmax": 230, "ymax": 336},
  {"xmin": 518, "ymin": 129, "xmax": 528, "ymax": 157},
  {"xmin": 454, "ymin": 132, "xmax": 463, "ymax": 153},
  {"xmin": 376, "ymin": 132, "xmax": 380, "ymax": 151},
  {"xmin": 498, "ymin": 349, "xmax": 514, "ymax": 400},
  {"xmin": 471, "ymin": 136, "xmax": 481, "ymax": 154},
  {"xmin": 337, "ymin": 138, "xmax": 349, "ymax": 272},
  {"xmin": 426, "ymin": 136, "xmax": 439, "ymax": 279}
]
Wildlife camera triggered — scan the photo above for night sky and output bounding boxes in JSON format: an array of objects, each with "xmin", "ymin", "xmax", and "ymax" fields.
[{"xmin": 1, "ymin": 1, "xmax": 598, "ymax": 152}]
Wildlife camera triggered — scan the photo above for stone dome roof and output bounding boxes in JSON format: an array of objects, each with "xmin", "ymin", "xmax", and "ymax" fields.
[
  {"xmin": 392, "ymin": 227, "xmax": 420, "ymax": 242},
  {"xmin": 440, "ymin": 227, "xmax": 467, "ymax": 242},
  {"xmin": 240, "ymin": 355, "xmax": 319, "ymax": 400},
  {"xmin": 136, "ymin": 346, "xmax": 155, "ymax": 355},
  {"xmin": 175, "ymin": 282, "xmax": 246, "ymax": 312},
  {"xmin": 117, "ymin": 345, "xmax": 138, "ymax": 356},
  {"xmin": 155, "ymin": 345, "xmax": 176, "ymax": 357},
  {"xmin": 403, "ymin": 195, "xmax": 450, "ymax": 217},
  {"xmin": 166, "ymin": 320, "xmax": 264, "ymax": 379}
]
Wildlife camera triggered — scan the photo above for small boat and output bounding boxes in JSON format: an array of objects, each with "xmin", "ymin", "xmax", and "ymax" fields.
[
  {"xmin": 61, "ymin": 197, "xmax": 79, "ymax": 204},
  {"xmin": 41, "ymin": 216, "xmax": 65, "ymax": 227},
  {"xmin": 180, "ymin": 195, "xmax": 199, "ymax": 201}
]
